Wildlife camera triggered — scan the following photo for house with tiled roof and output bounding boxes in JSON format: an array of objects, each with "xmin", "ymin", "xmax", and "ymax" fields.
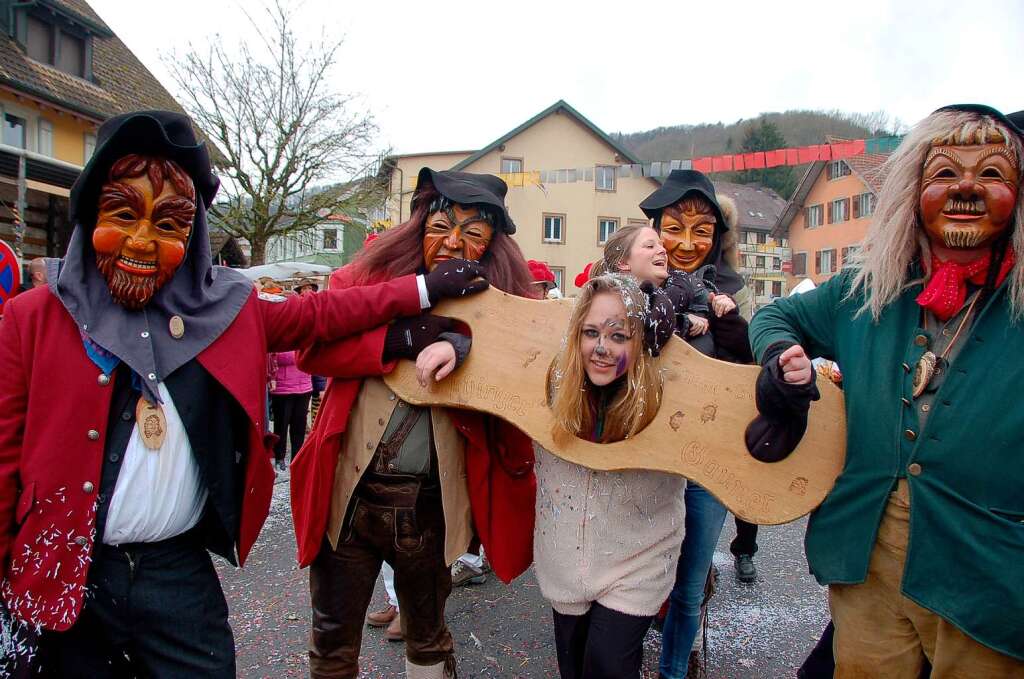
[
  {"xmin": 0, "ymin": 0, "xmax": 192, "ymax": 276},
  {"xmin": 772, "ymin": 139, "xmax": 890, "ymax": 287}
]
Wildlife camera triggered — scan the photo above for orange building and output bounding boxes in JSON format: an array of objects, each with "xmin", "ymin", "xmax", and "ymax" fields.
[{"xmin": 773, "ymin": 148, "xmax": 889, "ymax": 287}]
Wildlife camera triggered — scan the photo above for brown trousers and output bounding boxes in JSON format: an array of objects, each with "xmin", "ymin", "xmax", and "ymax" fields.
[
  {"xmin": 308, "ymin": 477, "xmax": 454, "ymax": 679},
  {"xmin": 830, "ymin": 480, "xmax": 1024, "ymax": 678}
]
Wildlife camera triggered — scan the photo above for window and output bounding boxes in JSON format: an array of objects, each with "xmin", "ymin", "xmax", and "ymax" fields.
[
  {"xmin": 771, "ymin": 280, "xmax": 783, "ymax": 297},
  {"xmin": 26, "ymin": 15, "xmax": 52, "ymax": 63},
  {"xmin": 83, "ymin": 133, "xmax": 96, "ymax": 162},
  {"xmin": 322, "ymin": 228, "xmax": 338, "ymax": 250},
  {"xmin": 756, "ymin": 231, "xmax": 767, "ymax": 244},
  {"xmin": 595, "ymin": 165, "xmax": 616, "ymax": 191},
  {"xmin": 827, "ymin": 160, "xmax": 851, "ymax": 180},
  {"xmin": 829, "ymin": 198, "xmax": 850, "ymax": 224},
  {"xmin": 58, "ymin": 31, "xmax": 84, "ymax": 77},
  {"xmin": 4, "ymin": 115, "xmax": 26, "ymax": 148},
  {"xmin": 792, "ymin": 252, "xmax": 808, "ymax": 275},
  {"xmin": 20, "ymin": 12, "xmax": 89, "ymax": 78},
  {"xmin": 754, "ymin": 279, "xmax": 766, "ymax": 296},
  {"xmin": 37, "ymin": 119, "xmax": 53, "ymax": 156},
  {"xmin": 543, "ymin": 214, "xmax": 565, "ymax": 243},
  {"xmin": 772, "ymin": 257, "xmax": 781, "ymax": 270},
  {"xmin": 805, "ymin": 204, "xmax": 824, "ymax": 228},
  {"xmin": 815, "ymin": 249, "xmax": 837, "ymax": 275},
  {"xmin": 755, "ymin": 256, "xmax": 766, "ymax": 268},
  {"xmin": 500, "ymin": 157, "xmax": 522, "ymax": 174},
  {"xmin": 550, "ymin": 267, "xmax": 565, "ymax": 291},
  {"xmin": 853, "ymin": 192, "xmax": 876, "ymax": 219},
  {"xmin": 598, "ymin": 218, "xmax": 618, "ymax": 245},
  {"xmin": 745, "ymin": 230, "xmax": 758, "ymax": 244},
  {"xmin": 842, "ymin": 245, "xmax": 860, "ymax": 265}
]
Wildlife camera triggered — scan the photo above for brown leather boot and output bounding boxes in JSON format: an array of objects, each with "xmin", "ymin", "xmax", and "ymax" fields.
[
  {"xmin": 385, "ymin": 612, "xmax": 404, "ymax": 642},
  {"xmin": 365, "ymin": 604, "xmax": 397, "ymax": 627}
]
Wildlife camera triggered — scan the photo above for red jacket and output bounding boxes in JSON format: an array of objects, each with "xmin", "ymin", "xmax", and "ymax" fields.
[
  {"xmin": 291, "ymin": 266, "xmax": 536, "ymax": 583},
  {"xmin": 0, "ymin": 276, "xmax": 420, "ymax": 630}
]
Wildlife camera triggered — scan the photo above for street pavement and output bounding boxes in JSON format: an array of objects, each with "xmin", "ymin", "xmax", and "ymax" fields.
[{"xmin": 217, "ymin": 471, "xmax": 830, "ymax": 678}]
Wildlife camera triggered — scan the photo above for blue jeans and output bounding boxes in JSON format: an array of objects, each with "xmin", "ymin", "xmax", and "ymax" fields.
[{"xmin": 659, "ymin": 481, "xmax": 728, "ymax": 679}]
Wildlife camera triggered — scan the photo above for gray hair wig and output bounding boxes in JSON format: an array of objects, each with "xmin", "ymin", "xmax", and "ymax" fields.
[{"xmin": 848, "ymin": 110, "xmax": 1024, "ymax": 321}]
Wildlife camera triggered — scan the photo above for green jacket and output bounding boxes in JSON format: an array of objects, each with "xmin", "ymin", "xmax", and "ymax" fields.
[{"xmin": 750, "ymin": 269, "xmax": 1024, "ymax": 660}]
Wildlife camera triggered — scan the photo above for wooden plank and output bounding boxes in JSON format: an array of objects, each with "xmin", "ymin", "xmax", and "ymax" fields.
[{"xmin": 384, "ymin": 287, "xmax": 846, "ymax": 525}]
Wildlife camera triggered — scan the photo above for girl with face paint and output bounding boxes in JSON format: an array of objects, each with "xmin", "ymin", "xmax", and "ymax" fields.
[{"xmin": 532, "ymin": 275, "xmax": 685, "ymax": 679}]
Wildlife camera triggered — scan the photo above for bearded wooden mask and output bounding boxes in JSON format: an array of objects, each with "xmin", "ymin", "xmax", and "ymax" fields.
[
  {"xmin": 422, "ymin": 201, "xmax": 495, "ymax": 271},
  {"xmin": 91, "ymin": 155, "xmax": 197, "ymax": 309},
  {"xmin": 660, "ymin": 196, "xmax": 716, "ymax": 273},
  {"xmin": 920, "ymin": 132, "xmax": 1020, "ymax": 253}
]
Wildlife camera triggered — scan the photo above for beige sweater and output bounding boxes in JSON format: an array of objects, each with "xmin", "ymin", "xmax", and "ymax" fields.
[{"xmin": 533, "ymin": 444, "xmax": 686, "ymax": 617}]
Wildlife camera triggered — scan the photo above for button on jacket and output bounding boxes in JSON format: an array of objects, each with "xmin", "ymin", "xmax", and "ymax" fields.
[{"xmin": 749, "ymin": 267, "xmax": 1024, "ymax": 661}]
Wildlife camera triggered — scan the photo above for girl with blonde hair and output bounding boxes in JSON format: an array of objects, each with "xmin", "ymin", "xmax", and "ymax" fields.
[{"xmin": 535, "ymin": 273, "xmax": 683, "ymax": 679}]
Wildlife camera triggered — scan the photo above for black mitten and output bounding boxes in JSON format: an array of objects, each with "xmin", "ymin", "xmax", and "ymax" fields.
[
  {"xmin": 423, "ymin": 259, "xmax": 489, "ymax": 305},
  {"xmin": 745, "ymin": 342, "xmax": 820, "ymax": 462},
  {"xmin": 384, "ymin": 314, "xmax": 455, "ymax": 361},
  {"xmin": 639, "ymin": 281, "xmax": 677, "ymax": 357}
]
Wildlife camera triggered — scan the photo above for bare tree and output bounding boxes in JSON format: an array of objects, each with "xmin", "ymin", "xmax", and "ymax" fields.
[{"xmin": 164, "ymin": 2, "xmax": 383, "ymax": 265}]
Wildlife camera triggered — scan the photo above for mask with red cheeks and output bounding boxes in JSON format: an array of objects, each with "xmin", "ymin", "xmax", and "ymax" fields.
[
  {"xmin": 920, "ymin": 140, "xmax": 1020, "ymax": 255},
  {"xmin": 422, "ymin": 202, "xmax": 495, "ymax": 271},
  {"xmin": 92, "ymin": 154, "xmax": 196, "ymax": 309},
  {"xmin": 659, "ymin": 196, "xmax": 716, "ymax": 273}
]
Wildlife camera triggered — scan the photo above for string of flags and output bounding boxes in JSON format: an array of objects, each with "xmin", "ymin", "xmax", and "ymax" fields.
[{"xmin": 408, "ymin": 135, "xmax": 903, "ymax": 189}]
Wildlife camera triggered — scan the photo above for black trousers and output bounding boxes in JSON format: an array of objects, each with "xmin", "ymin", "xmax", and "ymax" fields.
[
  {"xmin": 730, "ymin": 517, "xmax": 759, "ymax": 556},
  {"xmin": 34, "ymin": 531, "xmax": 235, "ymax": 678},
  {"xmin": 552, "ymin": 603, "xmax": 653, "ymax": 679},
  {"xmin": 271, "ymin": 391, "xmax": 312, "ymax": 461}
]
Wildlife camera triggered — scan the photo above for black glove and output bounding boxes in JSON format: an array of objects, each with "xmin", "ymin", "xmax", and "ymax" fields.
[
  {"xmin": 384, "ymin": 314, "xmax": 455, "ymax": 361},
  {"xmin": 663, "ymin": 269, "xmax": 696, "ymax": 312},
  {"xmin": 423, "ymin": 259, "xmax": 489, "ymax": 305},
  {"xmin": 744, "ymin": 342, "xmax": 820, "ymax": 462},
  {"xmin": 639, "ymin": 281, "xmax": 676, "ymax": 357}
]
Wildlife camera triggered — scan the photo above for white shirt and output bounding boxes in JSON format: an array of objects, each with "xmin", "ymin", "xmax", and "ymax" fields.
[{"xmin": 102, "ymin": 382, "xmax": 208, "ymax": 545}]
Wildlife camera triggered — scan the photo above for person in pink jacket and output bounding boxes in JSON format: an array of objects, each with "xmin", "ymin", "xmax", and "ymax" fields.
[{"xmin": 270, "ymin": 350, "xmax": 312, "ymax": 470}]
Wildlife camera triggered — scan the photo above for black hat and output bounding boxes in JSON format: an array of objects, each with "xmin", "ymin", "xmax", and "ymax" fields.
[
  {"xmin": 1008, "ymin": 110, "xmax": 1024, "ymax": 136},
  {"xmin": 411, "ymin": 167, "xmax": 516, "ymax": 234},
  {"xmin": 638, "ymin": 169, "xmax": 727, "ymax": 232},
  {"xmin": 70, "ymin": 110, "xmax": 219, "ymax": 227}
]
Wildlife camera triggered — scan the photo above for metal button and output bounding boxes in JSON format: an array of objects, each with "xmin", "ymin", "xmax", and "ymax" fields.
[
  {"xmin": 97, "ymin": 373, "xmax": 111, "ymax": 386},
  {"xmin": 147, "ymin": 373, "xmax": 156, "ymax": 381},
  {"xmin": 388, "ymin": 394, "xmax": 396, "ymax": 401},
  {"xmin": 82, "ymin": 481, "xmax": 94, "ymax": 493},
  {"xmin": 904, "ymin": 429, "xmax": 917, "ymax": 441},
  {"xmin": 901, "ymin": 397, "xmax": 911, "ymax": 407},
  {"xmin": 942, "ymin": 328, "xmax": 952, "ymax": 337},
  {"xmin": 921, "ymin": 404, "xmax": 930, "ymax": 413},
  {"xmin": 121, "ymin": 412, "xmax": 132, "ymax": 421},
  {"xmin": 73, "ymin": 536, "xmax": 88, "ymax": 546},
  {"xmin": 109, "ymin": 453, "xmax": 120, "ymax": 463},
  {"xmin": 914, "ymin": 335, "xmax": 927, "ymax": 347},
  {"xmin": 908, "ymin": 462, "xmax": 922, "ymax": 476},
  {"xmin": 902, "ymin": 363, "xmax": 911, "ymax": 373},
  {"xmin": 87, "ymin": 429, "xmax": 100, "ymax": 441},
  {"xmin": 140, "ymin": 331, "xmax": 150, "ymax": 339}
]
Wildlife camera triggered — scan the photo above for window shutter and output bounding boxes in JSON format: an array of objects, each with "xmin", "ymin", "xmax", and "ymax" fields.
[
  {"xmin": 852, "ymin": 196, "xmax": 860, "ymax": 219},
  {"xmin": 831, "ymin": 251, "xmax": 837, "ymax": 273},
  {"xmin": 815, "ymin": 251, "xmax": 821, "ymax": 274},
  {"xmin": 844, "ymin": 198, "xmax": 851, "ymax": 221}
]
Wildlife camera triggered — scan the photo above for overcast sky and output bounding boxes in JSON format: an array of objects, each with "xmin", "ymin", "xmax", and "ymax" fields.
[{"xmin": 90, "ymin": 0, "xmax": 1023, "ymax": 157}]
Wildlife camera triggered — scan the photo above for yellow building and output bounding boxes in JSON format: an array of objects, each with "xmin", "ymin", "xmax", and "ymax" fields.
[
  {"xmin": 0, "ymin": 0, "xmax": 190, "ymax": 269},
  {"xmin": 382, "ymin": 101, "xmax": 659, "ymax": 292}
]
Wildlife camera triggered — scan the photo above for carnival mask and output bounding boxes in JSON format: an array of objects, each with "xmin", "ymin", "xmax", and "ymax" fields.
[
  {"xmin": 423, "ymin": 202, "xmax": 494, "ymax": 271},
  {"xmin": 920, "ymin": 142, "xmax": 1020, "ymax": 253},
  {"xmin": 92, "ymin": 155, "xmax": 197, "ymax": 309},
  {"xmin": 660, "ymin": 196, "xmax": 716, "ymax": 273}
]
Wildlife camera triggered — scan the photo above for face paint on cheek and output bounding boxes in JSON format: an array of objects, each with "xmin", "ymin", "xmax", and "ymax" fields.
[{"xmin": 615, "ymin": 352, "xmax": 628, "ymax": 378}]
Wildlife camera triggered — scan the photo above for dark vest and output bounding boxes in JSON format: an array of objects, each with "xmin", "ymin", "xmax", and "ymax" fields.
[{"xmin": 94, "ymin": 360, "xmax": 250, "ymax": 564}]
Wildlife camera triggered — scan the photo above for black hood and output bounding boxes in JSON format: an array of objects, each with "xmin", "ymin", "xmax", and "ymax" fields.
[
  {"xmin": 49, "ymin": 110, "xmax": 251, "ymax": 403},
  {"xmin": 411, "ymin": 167, "xmax": 516, "ymax": 234},
  {"xmin": 639, "ymin": 169, "xmax": 744, "ymax": 294}
]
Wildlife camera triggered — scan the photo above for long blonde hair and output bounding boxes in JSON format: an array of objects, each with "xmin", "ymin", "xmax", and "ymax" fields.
[
  {"xmin": 849, "ymin": 110, "xmax": 1024, "ymax": 320},
  {"xmin": 547, "ymin": 274, "xmax": 663, "ymax": 444}
]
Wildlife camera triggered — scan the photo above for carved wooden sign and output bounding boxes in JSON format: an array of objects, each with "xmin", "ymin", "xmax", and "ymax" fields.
[{"xmin": 385, "ymin": 288, "xmax": 846, "ymax": 524}]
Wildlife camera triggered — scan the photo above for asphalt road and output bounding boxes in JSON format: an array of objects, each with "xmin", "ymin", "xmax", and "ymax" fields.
[{"xmin": 216, "ymin": 471, "xmax": 830, "ymax": 678}]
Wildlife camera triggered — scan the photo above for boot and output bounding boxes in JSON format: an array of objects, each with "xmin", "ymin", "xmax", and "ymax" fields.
[{"xmin": 405, "ymin": 658, "xmax": 455, "ymax": 678}]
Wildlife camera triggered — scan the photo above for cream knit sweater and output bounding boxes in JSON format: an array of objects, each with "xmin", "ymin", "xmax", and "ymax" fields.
[{"xmin": 533, "ymin": 444, "xmax": 686, "ymax": 617}]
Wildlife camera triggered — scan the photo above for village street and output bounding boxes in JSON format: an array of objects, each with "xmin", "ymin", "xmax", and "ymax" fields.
[{"xmin": 217, "ymin": 471, "xmax": 830, "ymax": 678}]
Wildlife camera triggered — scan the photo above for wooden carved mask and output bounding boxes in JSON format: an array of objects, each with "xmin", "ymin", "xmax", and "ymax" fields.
[
  {"xmin": 660, "ymin": 196, "xmax": 716, "ymax": 273},
  {"xmin": 422, "ymin": 201, "xmax": 495, "ymax": 271},
  {"xmin": 91, "ymin": 155, "xmax": 196, "ymax": 309}
]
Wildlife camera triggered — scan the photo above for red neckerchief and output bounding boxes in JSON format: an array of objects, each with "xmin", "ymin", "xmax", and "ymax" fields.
[{"xmin": 916, "ymin": 248, "xmax": 1016, "ymax": 321}]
